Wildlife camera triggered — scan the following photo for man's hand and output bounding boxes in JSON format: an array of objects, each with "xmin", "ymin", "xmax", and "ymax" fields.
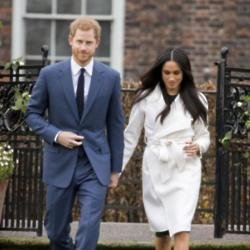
[
  {"xmin": 109, "ymin": 172, "xmax": 120, "ymax": 188},
  {"xmin": 57, "ymin": 131, "xmax": 84, "ymax": 149}
]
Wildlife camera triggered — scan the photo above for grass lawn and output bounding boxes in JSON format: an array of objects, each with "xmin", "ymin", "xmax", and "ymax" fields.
[{"xmin": 0, "ymin": 237, "xmax": 250, "ymax": 250}]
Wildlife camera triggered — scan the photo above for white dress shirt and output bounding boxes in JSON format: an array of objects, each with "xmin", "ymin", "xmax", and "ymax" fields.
[{"xmin": 70, "ymin": 56, "xmax": 94, "ymax": 103}]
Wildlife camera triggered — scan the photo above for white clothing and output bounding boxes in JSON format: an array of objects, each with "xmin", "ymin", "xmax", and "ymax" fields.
[
  {"xmin": 122, "ymin": 85, "xmax": 210, "ymax": 236},
  {"xmin": 70, "ymin": 57, "xmax": 93, "ymax": 101}
]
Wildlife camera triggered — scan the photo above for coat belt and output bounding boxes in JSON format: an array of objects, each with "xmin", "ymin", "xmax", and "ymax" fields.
[{"xmin": 145, "ymin": 137, "xmax": 192, "ymax": 170}]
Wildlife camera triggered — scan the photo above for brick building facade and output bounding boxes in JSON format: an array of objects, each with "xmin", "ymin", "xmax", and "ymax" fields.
[
  {"xmin": 125, "ymin": 0, "xmax": 250, "ymax": 84},
  {"xmin": 0, "ymin": 0, "xmax": 11, "ymax": 63},
  {"xmin": 1, "ymin": 0, "xmax": 250, "ymax": 83}
]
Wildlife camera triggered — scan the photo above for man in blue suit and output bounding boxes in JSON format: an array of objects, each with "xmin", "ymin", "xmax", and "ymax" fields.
[{"xmin": 25, "ymin": 16, "xmax": 124, "ymax": 250}]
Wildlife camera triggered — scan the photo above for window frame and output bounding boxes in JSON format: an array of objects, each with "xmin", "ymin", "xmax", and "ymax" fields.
[{"xmin": 11, "ymin": 0, "xmax": 125, "ymax": 74}]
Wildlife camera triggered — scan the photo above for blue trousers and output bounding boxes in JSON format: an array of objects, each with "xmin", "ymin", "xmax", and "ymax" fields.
[{"xmin": 44, "ymin": 155, "xmax": 108, "ymax": 250}]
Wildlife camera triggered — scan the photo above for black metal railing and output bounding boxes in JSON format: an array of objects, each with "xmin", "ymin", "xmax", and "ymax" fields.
[
  {"xmin": 0, "ymin": 133, "xmax": 44, "ymax": 235},
  {"xmin": 0, "ymin": 46, "xmax": 48, "ymax": 236},
  {"xmin": 214, "ymin": 47, "xmax": 250, "ymax": 237}
]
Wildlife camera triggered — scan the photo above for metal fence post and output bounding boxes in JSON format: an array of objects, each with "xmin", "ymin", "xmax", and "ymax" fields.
[{"xmin": 214, "ymin": 47, "xmax": 229, "ymax": 238}]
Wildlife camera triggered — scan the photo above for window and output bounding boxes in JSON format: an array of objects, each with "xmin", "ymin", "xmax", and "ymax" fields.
[{"xmin": 11, "ymin": 0, "xmax": 125, "ymax": 74}]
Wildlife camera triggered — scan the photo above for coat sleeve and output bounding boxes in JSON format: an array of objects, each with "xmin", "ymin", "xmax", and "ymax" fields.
[
  {"xmin": 122, "ymin": 100, "xmax": 145, "ymax": 171},
  {"xmin": 193, "ymin": 93, "xmax": 210, "ymax": 156},
  {"xmin": 25, "ymin": 68, "xmax": 60, "ymax": 144},
  {"xmin": 106, "ymin": 73, "xmax": 124, "ymax": 173}
]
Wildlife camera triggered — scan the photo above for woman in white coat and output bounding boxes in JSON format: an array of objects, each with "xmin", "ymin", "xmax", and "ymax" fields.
[{"xmin": 122, "ymin": 48, "xmax": 210, "ymax": 250}]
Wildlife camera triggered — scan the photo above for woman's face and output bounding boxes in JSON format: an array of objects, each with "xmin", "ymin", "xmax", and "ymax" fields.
[{"xmin": 162, "ymin": 60, "xmax": 183, "ymax": 95}]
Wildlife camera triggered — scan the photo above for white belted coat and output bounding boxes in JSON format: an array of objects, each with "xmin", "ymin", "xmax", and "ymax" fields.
[{"xmin": 122, "ymin": 85, "xmax": 210, "ymax": 236}]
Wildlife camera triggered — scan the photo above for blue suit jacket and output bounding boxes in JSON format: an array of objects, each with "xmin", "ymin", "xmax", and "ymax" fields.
[{"xmin": 25, "ymin": 59, "xmax": 124, "ymax": 188}]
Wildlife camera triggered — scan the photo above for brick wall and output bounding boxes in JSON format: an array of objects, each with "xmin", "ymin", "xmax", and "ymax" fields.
[
  {"xmin": 0, "ymin": 0, "xmax": 11, "ymax": 63},
  {"xmin": 124, "ymin": 0, "xmax": 250, "ymax": 84}
]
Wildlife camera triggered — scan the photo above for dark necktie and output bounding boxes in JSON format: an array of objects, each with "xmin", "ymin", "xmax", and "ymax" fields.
[{"xmin": 76, "ymin": 68, "xmax": 85, "ymax": 118}]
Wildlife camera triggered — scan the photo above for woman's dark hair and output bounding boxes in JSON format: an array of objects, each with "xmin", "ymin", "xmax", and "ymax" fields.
[{"xmin": 134, "ymin": 47, "xmax": 208, "ymax": 125}]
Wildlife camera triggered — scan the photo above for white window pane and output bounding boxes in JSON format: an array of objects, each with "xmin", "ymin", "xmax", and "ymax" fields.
[
  {"xmin": 26, "ymin": 0, "xmax": 51, "ymax": 13},
  {"xmin": 57, "ymin": 0, "xmax": 81, "ymax": 14},
  {"xmin": 87, "ymin": 0, "xmax": 112, "ymax": 15},
  {"xmin": 56, "ymin": 21, "xmax": 71, "ymax": 56},
  {"xmin": 96, "ymin": 22, "xmax": 110, "ymax": 57},
  {"xmin": 25, "ymin": 20, "xmax": 51, "ymax": 55}
]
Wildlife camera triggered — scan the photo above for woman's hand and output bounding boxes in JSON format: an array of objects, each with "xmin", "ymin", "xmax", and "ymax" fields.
[{"xmin": 183, "ymin": 141, "xmax": 200, "ymax": 157}]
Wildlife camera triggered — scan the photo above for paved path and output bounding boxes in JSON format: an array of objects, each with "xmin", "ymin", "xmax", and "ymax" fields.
[
  {"xmin": 99, "ymin": 223, "xmax": 250, "ymax": 244},
  {"xmin": 0, "ymin": 222, "xmax": 250, "ymax": 246}
]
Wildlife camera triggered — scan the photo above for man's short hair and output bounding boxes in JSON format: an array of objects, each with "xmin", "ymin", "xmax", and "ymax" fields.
[{"xmin": 69, "ymin": 16, "xmax": 101, "ymax": 40}]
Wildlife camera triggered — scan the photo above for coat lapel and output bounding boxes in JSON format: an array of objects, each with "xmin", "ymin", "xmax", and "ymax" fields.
[
  {"xmin": 147, "ymin": 86, "xmax": 192, "ymax": 136},
  {"xmin": 59, "ymin": 60, "xmax": 79, "ymax": 123},
  {"xmin": 80, "ymin": 61, "xmax": 103, "ymax": 123}
]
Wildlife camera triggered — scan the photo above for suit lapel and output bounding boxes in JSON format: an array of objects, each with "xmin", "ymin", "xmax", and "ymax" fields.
[
  {"xmin": 59, "ymin": 60, "xmax": 79, "ymax": 123},
  {"xmin": 81, "ymin": 61, "xmax": 103, "ymax": 123}
]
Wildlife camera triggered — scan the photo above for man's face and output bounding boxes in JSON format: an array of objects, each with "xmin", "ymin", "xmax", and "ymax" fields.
[{"xmin": 68, "ymin": 28, "xmax": 99, "ymax": 66}]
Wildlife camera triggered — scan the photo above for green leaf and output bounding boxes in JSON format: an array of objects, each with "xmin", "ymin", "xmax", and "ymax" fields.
[
  {"xmin": 220, "ymin": 131, "xmax": 233, "ymax": 149},
  {"xmin": 4, "ymin": 56, "xmax": 24, "ymax": 70},
  {"xmin": 246, "ymin": 120, "xmax": 250, "ymax": 129},
  {"xmin": 243, "ymin": 152, "xmax": 249, "ymax": 159},
  {"xmin": 12, "ymin": 88, "xmax": 30, "ymax": 113}
]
